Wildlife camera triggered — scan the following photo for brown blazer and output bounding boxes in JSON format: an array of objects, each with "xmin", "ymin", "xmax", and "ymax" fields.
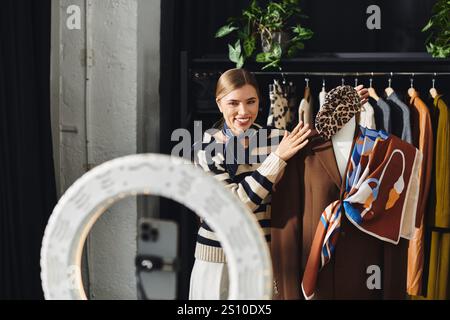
[{"xmin": 271, "ymin": 130, "xmax": 408, "ymax": 300}]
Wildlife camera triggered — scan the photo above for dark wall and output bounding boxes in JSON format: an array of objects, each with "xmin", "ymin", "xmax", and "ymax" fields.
[
  {"xmin": 302, "ymin": 0, "xmax": 435, "ymax": 53},
  {"xmin": 175, "ymin": 0, "xmax": 437, "ymax": 58}
]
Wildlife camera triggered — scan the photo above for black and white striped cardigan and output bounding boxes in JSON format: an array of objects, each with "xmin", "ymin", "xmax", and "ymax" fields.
[{"xmin": 193, "ymin": 123, "xmax": 286, "ymax": 263}]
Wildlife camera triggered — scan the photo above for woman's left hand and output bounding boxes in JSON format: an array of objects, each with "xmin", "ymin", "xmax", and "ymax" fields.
[{"xmin": 355, "ymin": 85, "xmax": 369, "ymax": 106}]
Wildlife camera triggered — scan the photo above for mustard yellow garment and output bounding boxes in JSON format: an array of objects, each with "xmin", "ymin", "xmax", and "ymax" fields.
[
  {"xmin": 425, "ymin": 95, "xmax": 450, "ymax": 300},
  {"xmin": 434, "ymin": 96, "xmax": 450, "ymax": 229}
]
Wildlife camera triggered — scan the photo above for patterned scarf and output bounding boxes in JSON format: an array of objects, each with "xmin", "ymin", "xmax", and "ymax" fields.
[
  {"xmin": 221, "ymin": 121, "xmax": 258, "ymax": 179},
  {"xmin": 315, "ymin": 85, "xmax": 361, "ymax": 140},
  {"xmin": 301, "ymin": 126, "xmax": 422, "ymax": 300}
]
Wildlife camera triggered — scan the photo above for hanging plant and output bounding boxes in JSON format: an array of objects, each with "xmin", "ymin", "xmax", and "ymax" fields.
[
  {"xmin": 215, "ymin": 0, "xmax": 314, "ymax": 70},
  {"xmin": 422, "ymin": 0, "xmax": 450, "ymax": 58}
]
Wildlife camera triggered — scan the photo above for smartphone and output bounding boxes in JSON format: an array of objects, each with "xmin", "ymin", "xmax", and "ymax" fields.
[{"xmin": 136, "ymin": 217, "xmax": 179, "ymax": 300}]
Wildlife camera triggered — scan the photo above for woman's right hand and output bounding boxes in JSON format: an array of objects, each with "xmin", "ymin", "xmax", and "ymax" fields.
[{"xmin": 274, "ymin": 122, "xmax": 311, "ymax": 162}]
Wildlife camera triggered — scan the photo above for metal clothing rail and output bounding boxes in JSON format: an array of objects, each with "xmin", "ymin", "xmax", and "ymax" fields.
[
  {"xmin": 191, "ymin": 71, "xmax": 450, "ymax": 80},
  {"xmin": 252, "ymin": 72, "xmax": 450, "ymax": 76}
]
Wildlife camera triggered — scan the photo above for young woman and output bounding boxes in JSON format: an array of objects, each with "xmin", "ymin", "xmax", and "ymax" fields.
[{"xmin": 189, "ymin": 68, "xmax": 311, "ymax": 299}]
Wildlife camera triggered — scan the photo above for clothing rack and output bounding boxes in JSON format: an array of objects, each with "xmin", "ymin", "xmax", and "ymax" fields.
[
  {"xmin": 192, "ymin": 71, "xmax": 450, "ymax": 78},
  {"xmin": 252, "ymin": 72, "xmax": 450, "ymax": 76},
  {"xmin": 183, "ymin": 50, "xmax": 450, "ymax": 128}
]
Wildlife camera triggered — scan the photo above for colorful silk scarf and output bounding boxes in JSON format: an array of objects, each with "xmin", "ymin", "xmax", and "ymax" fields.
[{"xmin": 301, "ymin": 126, "xmax": 422, "ymax": 300}]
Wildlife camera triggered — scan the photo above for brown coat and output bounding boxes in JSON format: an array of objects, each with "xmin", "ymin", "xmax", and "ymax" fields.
[
  {"xmin": 407, "ymin": 92, "xmax": 434, "ymax": 296},
  {"xmin": 271, "ymin": 131, "xmax": 408, "ymax": 300}
]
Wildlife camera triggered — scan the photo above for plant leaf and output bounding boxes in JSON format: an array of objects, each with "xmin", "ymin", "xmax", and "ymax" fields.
[
  {"xmin": 243, "ymin": 35, "xmax": 256, "ymax": 58},
  {"xmin": 228, "ymin": 40, "xmax": 242, "ymax": 64},
  {"xmin": 422, "ymin": 20, "xmax": 433, "ymax": 32},
  {"xmin": 422, "ymin": 0, "xmax": 450, "ymax": 58},
  {"xmin": 271, "ymin": 42, "xmax": 282, "ymax": 59},
  {"xmin": 217, "ymin": 0, "xmax": 317, "ymax": 68},
  {"xmin": 237, "ymin": 55, "xmax": 245, "ymax": 69},
  {"xmin": 256, "ymin": 52, "xmax": 273, "ymax": 63},
  {"xmin": 237, "ymin": 29, "xmax": 249, "ymax": 40},
  {"xmin": 293, "ymin": 26, "xmax": 314, "ymax": 40},
  {"xmin": 262, "ymin": 59, "xmax": 281, "ymax": 70},
  {"xmin": 215, "ymin": 24, "xmax": 238, "ymax": 38},
  {"xmin": 287, "ymin": 41, "xmax": 304, "ymax": 57}
]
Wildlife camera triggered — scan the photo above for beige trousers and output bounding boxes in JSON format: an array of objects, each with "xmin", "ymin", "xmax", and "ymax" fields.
[{"xmin": 189, "ymin": 259, "xmax": 229, "ymax": 300}]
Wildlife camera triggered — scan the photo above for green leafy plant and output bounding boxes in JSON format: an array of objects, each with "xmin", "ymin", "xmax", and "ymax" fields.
[
  {"xmin": 422, "ymin": 0, "xmax": 450, "ymax": 58},
  {"xmin": 215, "ymin": 0, "xmax": 313, "ymax": 70}
]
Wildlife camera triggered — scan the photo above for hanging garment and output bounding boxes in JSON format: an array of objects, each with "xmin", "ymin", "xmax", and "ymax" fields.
[
  {"xmin": 358, "ymin": 102, "xmax": 377, "ymax": 129},
  {"xmin": 370, "ymin": 97, "xmax": 391, "ymax": 133},
  {"xmin": 419, "ymin": 94, "xmax": 440, "ymax": 299},
  {"xmin": 298, "ymin": 98, "xmax": 313, "ymax": 126},
  {"xmin": 433, "ymin": 95, "xmax": 450, "ymax": 233},
  {"xmin": 298, "ymin": 86, "xmax": 313, "ymax": 126},
  {"xmin": 301, "ymin": 126, "xmax": 422, "ymax": 299},
  {"xmin": 268, "ymin": 80, "xmax": 294, "ymax": 130},
  {"xmin": 271, "ymin": 128, "xmax": 411, "ymax": 300},
  {"xmin": 287, "ymin": 82, "xmax": 298, "ymax": 130},
  {"xmin": 319, "ymin": 89, "xmax": 327, "ymax": 109},
  {"xmin": 424, "ymin": 95, "xmax": 450, "ymax": 300},
  {"xmin": 406, "ymin": 91, "xmax": 434, "ymax": 296},
  {"xmin": 386, "ymin": 92, "xmax": 413, "ymax": 143}
]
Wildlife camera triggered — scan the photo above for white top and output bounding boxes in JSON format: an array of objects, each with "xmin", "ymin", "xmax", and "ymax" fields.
[
  {"xmin": 319, "ymin": 89, "xmax": 327, "ymax": 109},
  {"xmin": 332, "ymin": 116, "xmax": 356, "ymax": 178},
  {"xmin": 298, "ymin": 98, "xmax": 313, "ymax": 125},
  {"xmin": 358, "ymin": 102, "xmax": 376, "ymax": 130}
]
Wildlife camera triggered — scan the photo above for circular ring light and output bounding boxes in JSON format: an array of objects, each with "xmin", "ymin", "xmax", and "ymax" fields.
[{"xmin": 40, "ymin": 154, "xmax": 272, "ymax": 299}]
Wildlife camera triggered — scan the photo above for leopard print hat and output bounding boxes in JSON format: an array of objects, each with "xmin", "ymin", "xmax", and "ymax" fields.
[{"xmin": 315, "ymin": 85, "xmax": 361, "ymax": 140}]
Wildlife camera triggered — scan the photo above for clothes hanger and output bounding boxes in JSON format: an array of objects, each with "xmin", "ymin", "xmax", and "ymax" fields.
[
  {"xmin": 287, "ymin": 81, "xmax": 294, "ymax": 96},
  {"xmin": 385, "ymin": 72, "xmax": 394, "ymax": 97},
  {"xmin": 304, "ymin": 77, "xmax": 310, "ymax": 102},
  {"xmin": 368, "ymin": 74, "xmax": 380, "ymax": 101},
  {"xmin": 429, "ymin": 73, "xmax": 439, "ymax": 99},
  {"xmin": 408, "ymin": 73, "xmax": 418, "ymax": 98},
  {"xmin": 281, "ymin": 73, "xmax": 288, "ymax": 92},
  {"xmin": 319, "ymin": 79, "xmax": 327, "ymax": 110},
  {"xmin": 354, "ymin": 75, "xmax": 364, "ymax": 122},
  {"xmin": 281, "ymin": 72, "xmax": 286, "ymax": 85}
]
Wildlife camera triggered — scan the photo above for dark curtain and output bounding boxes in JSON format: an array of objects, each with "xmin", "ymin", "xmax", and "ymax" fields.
[
  {"xmin": 160, "ymin": 0, "xmax": 193, "ymax": 300},
  {"xmin": 0, "ymin": 0, "xmax": 55, "ymax": 299}
]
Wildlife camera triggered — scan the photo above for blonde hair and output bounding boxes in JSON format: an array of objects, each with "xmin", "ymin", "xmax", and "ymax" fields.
[{"xmin": 216, "ymin": 68, "xmax": 260, "ymax": 102}]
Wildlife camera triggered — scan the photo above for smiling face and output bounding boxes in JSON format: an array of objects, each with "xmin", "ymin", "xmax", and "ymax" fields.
[{"xmin": 217, "ymin": 84, "xmax": 259, "ymax": 135}]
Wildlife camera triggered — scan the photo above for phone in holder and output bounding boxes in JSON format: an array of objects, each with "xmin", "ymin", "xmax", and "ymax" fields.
[{"xmin": 136, "ymin": 217, "xmax": 179, "ymax": 300}]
